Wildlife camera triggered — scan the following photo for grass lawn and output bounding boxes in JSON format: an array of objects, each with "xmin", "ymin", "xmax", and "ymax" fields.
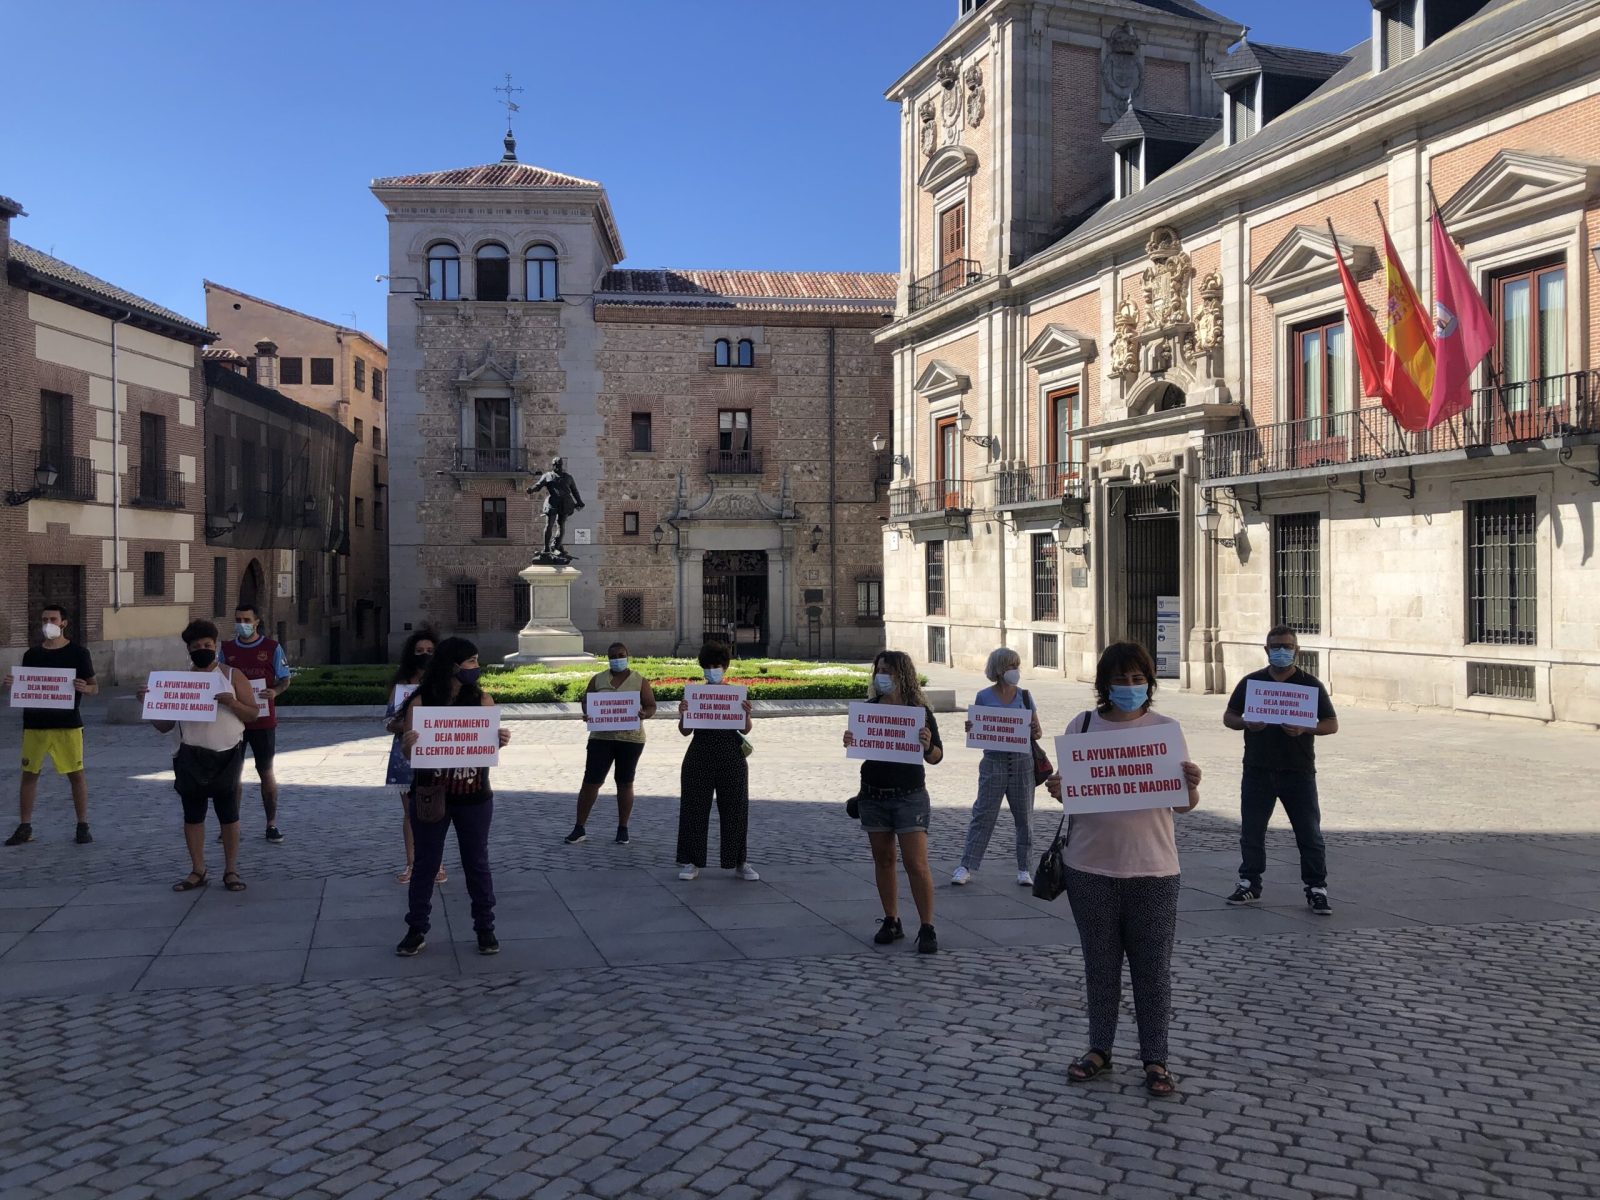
[{"xmin": 278, "ymin": 657, "xmax": 873, "ymax": 706}]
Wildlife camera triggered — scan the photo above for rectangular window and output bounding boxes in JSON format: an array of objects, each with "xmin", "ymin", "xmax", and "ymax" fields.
[
  {"xmin": 936, "ymin": 415, "xmax": 960, "ymax": 508},
  {"xmin": 143, "ymin": 551, "xmax": 164, "ymax": 598},
  {"xmin": 210, "ymin": 433, "xmax": 227, "ymax": 512},
  {"xmin": 925, "ymin": 540, "xmax": 946, "ymax": 616},
  {"xmin": 310, "ymin": 358, "xmax": 334, "ymax": 385},
  {"xmin": 718, "ymin": 409, "xmax": 752, "ymax": 451},
  {"xmin": 1033, "ymin": 632, "xmax": 1059, "ymax": 670},
  {"xmin": 1492, "ymin": 260, "xmax": 1567, "ymax": 416},
  {"xmin": 1466, "ymin": 661, "xmax": 1536, "ymax": 701},
  {"xmin": 354, "ymin": 418, "xmax": 364, "ymax": 442},
  {"xmin": 373, "ymin": 426, "xmax": 383, "ymax": 451},
  {"xmin": 1291, "ymin": 316, "xmax": 1350, "ymax": 445},
  {"xmin": 475, "ymin": 397, "xmax": 512, "ymax": 452},
  {"xmin": 278, "ymin": 357, "xmax": 303, "ymax": 385},
  {"xmin": 1227, "ymin": 84, "xmax": 1257, "ymax": 142},
  {"xmin": 212, "ymin": 557, "xmax": 228, "ymax": 617},
  {"xmin": 623, "ymin": 511, "xmax": 640, "ymax": 536},
  {"xmin": 1031, "ymin": 533, "xmax": 1058, "ymax": 622},
  {"xmin": 374, "ymin": 500, "xmax": 385, "ymax": 531},
  {"xmin": 1382, "ymin": 0, "xmax": 1417, "ymax": 67},
  {"xmin": 1467, "ymin": 497, "xmax": 1537, "ymax": 646},
  {"xmin": 1048, "ymin": 387, "xmax": 1083, "ymax": 494},
  {"xmin": 927, "ymin": 625, "xmax": 948, "ymax": 665},
  {"xmin": 354, "ymin": 498, "xmax": 365, "ymax": 527},
  {"xmin": 631, "ymin": 412, "xmax": 653, "ymax": 453},
  {"xmin": 857, "ymin": 579, "xmax": 882, "ymax": 620},
  {"xmin": 372, "ymin": 368, "xmax": 384, "ymax": 403},
  {"xmin": 513, "ymin": 581, "xmax": 531, "ymax": 628},
  {"xmin": 40, "ymin": 390, "xmax": 71, "ymax": 469},
  {"xmin": 1273, "ymin": 513, "xmax": 1322, "ymax": 635},
  {"xmin": 1118, "ymin": 146, "xmax": 1141, "ymax": 197},
  {"xmin": 455, "ymin": 581, "xmax": 478, "ymax": 628},
  {"xmin": 138, "ymin": 413, "xmax": 168, "ymax": 503},
  {"xmin": 481, "ymin": 497, "xmax": 508, "ymax": 539},
  {"xmin": 618, "ymin": 594, "xmax": 644, "ymax": 626},
  {"xmin": 938, "ymin": 202, "xmax": 966, "ymax": 279},
  {"xmin": 354, "ymin": 357, "xmax": 366, "ymax": 392}
]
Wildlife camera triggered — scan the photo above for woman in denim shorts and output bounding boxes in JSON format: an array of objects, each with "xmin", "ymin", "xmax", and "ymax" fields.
[{"xmin": 842, "ymin": 650, "xmax": 943, "ymax": 954}]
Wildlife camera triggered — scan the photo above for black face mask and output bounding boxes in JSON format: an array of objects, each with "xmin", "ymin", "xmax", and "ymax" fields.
[
  {"xmin": 414, "ymin": 653, "xmax": 432, "ymax": 670},
  {"xmin": 189, "ymin": 648, "xmax": 216, "ymax": 668}
]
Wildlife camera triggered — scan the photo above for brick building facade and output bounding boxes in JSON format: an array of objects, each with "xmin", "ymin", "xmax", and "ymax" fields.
[
  {"xmin": 373, "ymin": 142, "xmax": 896, "ymax": 660},
  {"xmin": 879, "ymin": 0, "xmax": 1600, "ymax": 725}
]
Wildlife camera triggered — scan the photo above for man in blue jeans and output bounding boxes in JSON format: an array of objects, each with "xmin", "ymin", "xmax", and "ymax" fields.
[{"xmin": 1223, "ymin": 625, "xmax": 1339, "ymax": 914}]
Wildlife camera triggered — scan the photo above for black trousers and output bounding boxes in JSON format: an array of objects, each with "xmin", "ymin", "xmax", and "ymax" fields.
[
  {"xmin": 1238, "ymin": 769, "xmax": 1327, "ymax": 889},
  {"xmin": 676, "ymin": 734, "xmax": 748, "ymax": 869},
  {"xmin": 1064, "ymin": 869, "xmax": 1180, "ymax": 1065}
]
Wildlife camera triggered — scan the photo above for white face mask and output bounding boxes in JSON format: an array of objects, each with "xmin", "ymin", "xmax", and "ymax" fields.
[
  {"xmin": 609, "ymin": 658, "xmax": 629, "ymax": 673},
  {"xmin": 236, "ymin": 621, "xmax": 256, "ymax": 639},
  {"xmin": 42, "ymin": 622, "xmax": 62, "ymax": 640},
  {"xmin": 704, "ymin": 668, "xmax": 725, "ymax": 684},
  {"xmin": 873, "ymin": 672, "xmax": 895, "ymax": 695},
  {"xmin": 1002, "ymin": 669, "xmax": 1021, "ymax": 685}
]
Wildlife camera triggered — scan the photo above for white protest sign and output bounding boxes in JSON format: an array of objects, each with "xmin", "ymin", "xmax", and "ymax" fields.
[
  {"xmin": 1242, "ymin": 679, "xmax": 1320, "ymax": 729},
  {"xmin": 409, "ymin": 706, "xmax": 501, "ymax": 767},
  {"xmin": 1054, "ymin": 724, "xmax": 1191, "ymax": 815},
  {"xmin": 391, "ymin": 683, "xmax": 418, "ymax": 710},
  {"xmin": 8, "ymin": 667, "xmax": 77, "ymax": 710},
  {"xmin": 587, "ymin": 691, "xmax": 641, "ymax": 732},
  {"xmin": 966, "ymin": 705, "xmax": 1031, "ymax": 753},
  {"xmin": 684, "ymin": 684, "xmax": 748, "ymax": 729},
  {"xmin": 249, "ymin": 676, "xmax": 270, "ymax": 702},
  {"xmin": 143, "ymin": 671, "xmax": 228, "ymax": 722},
  {"xmin": 847, "ymin": 701, "xmax": 926, "ymax": 765}
]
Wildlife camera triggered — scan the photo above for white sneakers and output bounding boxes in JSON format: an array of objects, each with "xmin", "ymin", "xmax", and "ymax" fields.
[
  {"xmin": 678, "ymin": 864, "xmax": 699, "ymax": 881},
  {"xmin": 951, "ymin": 866, "xmax": 972, "ymax": 886},
  {"xmin": 678, "ymin": 863, "xmax": 760, "ymax": 882},
  {"xmin": 736, "ymin": 863, "xmax": 760, "ymax": 882},
  {"xmin": 1017, "ymin": 870, "xmax": 1034, "ymax": 887}
]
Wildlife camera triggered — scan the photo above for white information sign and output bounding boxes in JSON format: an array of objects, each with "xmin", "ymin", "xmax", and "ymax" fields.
[
  {"xmin": 587, "ymin": 691, "xmax": 641, "ymax": 732},
  {"xmin": 390, "ymin": 683, "xmax": 418, "ymax": 711},
  {"xmin": 409, "ymin": 706, "xmax": 501, "ymax": 767},
  {"xmin": 846, "ymin": 701, "xmax": 926, "ymax": 765},
  {"xmin": 965, "ymin": 705, "xmax": 1031, "ymax": 753},
  {"xmin": 1155, "ymin": 594, "xmax": 1180, "ymax": 679},
  {"xmin": 8, "ymin": 667, "xmax": 77, "ymax": 710},
  {"xmin": 1242, "ymin": 679, "xmax": 1320, "ymax": 729},
  {"xmin": 143, "ymin": 671, "xmax": 228, "ymax": 722},
  {"xmin": 1054, "ymin": 724, "xmax": 1191, "ymax": 815},
  {"xmin": 683, "ymin": 684, "xmax": 748, "ymax": 729}
]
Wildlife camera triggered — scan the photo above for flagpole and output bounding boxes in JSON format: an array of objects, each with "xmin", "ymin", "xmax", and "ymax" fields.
[
  {"xmin": 1426, "ymin": 183, "xmax": 1507, "ymax": 437},
  {"xmin": 1339, "ymin": 215, "xmax": 1408, "ymax": 452}
]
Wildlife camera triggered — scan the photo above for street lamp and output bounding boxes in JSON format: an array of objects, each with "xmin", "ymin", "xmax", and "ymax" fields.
[
  {"xmin": 956, "ymin": 408, "xmax": 997, "ymax": 451},
  {"xmin": 1197, "ymin": 498, "xmax": 1236, "ymax": 548},
  {"xmin": 205, "ymin": 503, "xmax": 245, "ymax": 540},
  {"xmin": 4, "ymin": 462, "xmax": 60, "ymax": 506},
  {"xmin": 871, "ymin": 432, "xmax": 910, "ymax": 472},
  {"xmin": 809, "ymin": 524, "xmax": 825, "ymax": 552}
]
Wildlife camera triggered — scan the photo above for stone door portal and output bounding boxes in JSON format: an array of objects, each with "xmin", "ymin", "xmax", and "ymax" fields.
[
  {"xmin": 703, "ymin": 550, "xmax": 768, "ymax": 655},
  {"xmin": 1120, "ymin": 483, "xmax": 1181, "ymax": 660}
]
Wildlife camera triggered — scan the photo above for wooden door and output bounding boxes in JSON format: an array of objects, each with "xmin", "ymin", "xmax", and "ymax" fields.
[{"xmin": 936, "ymin": 416, "xmax": 959, "ymax": 509}]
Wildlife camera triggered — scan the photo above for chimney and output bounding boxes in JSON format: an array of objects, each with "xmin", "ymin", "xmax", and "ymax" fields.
[
  {"xmin": 0, "ymin": 194, "xmax": 24, "ymax": 268},
  {"xmin": 253, "ymin": 339, "xmax": 279, "ymax": 390}
]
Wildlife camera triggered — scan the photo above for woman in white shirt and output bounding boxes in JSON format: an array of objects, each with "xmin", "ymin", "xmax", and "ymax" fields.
[{"xmin": 1045, "ymin": 641, "xmax": 1201, "ymax": 1097}]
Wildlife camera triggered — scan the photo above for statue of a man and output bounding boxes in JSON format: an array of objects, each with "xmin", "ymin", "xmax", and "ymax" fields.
[{"xmin": 529, "ymin": 456, "xmax": 584, "ymax": 558}]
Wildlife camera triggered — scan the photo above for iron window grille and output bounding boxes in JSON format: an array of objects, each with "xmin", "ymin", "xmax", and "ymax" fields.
[
  {"xmin": 143, "ymin": 552, "xmax": 164, "ymax": 598},
  {"xmin": 1467, "ymin": 497, "xmax": 1537, "ymax": 646},
  {"xmin": 927, "ymin": 625, "xmax": 948, "ymax": 665},
  {"xmin": 513, "ymin": 582, "xmax": 530, "ymax": 628},
  {"xmin": 455, "ymin": 582, "xmax": 478, "ymax": 628},
  {"xmin": 1273, "ymin": 513, "xmax": 1322, "ymax": 634},
  {"xmin": 618, "ymin": 595, "xmax": 644, "ymax": 627},
  {"xmin": 925, "ymin": 541, "xmax": 946, "ymax": 616},
  {"xmin": 1033, "ymin": 632, "xmax": 1059, "ymax": 670},
  {"xmin": 1467, "ymin": 661, "xmax": 1536, "ymax": 701},
  {"xmin": 857, "ymin": 579, "xmax": 882, "ymax": 620},
  {"xmin": 310, "ymin": 358, "xmax": 334, "ymax": 385},
  {"xmin": 354, "ymin": 358, "xmax": 366, "ymax": 392},
  {"xmin": 278, "ymin": 357, "xmax": 303, "ymax": 385},
  {"xmin": 1031, "ymin": 533, "xmax": 1058, "ymax": 622}
]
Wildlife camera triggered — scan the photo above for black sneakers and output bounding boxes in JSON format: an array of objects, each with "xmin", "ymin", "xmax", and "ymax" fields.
[
  {"xmin": 915, "ymin": 925, "xmax": 939, "ymax": 955},
  {"xmin": 265, "ymin": 826, "xmax": 284, "ymax": 844},
  {"xmin": 395, "ymin": 928, "xmax": 426, "ymax": 957},
  {"xmin": 477, "ymin": 930, "xmax": 500, "ymax": 955},
  {"xmin": 1306, "ymin": 888, "xmax": 1333, "ymax": 916},
  {"xmin": 873, "ymin": 917, "xmax": 904, "ymax": 945},
  {"xmin": 1226, "ymin": 882, "xmax": 1261, "ymax": 905},
  {"xmin": 4, "ymin": 824, "xmax": 33, "ymax": 847},
  {"xmin": 75, "ymin": 823, "xmax": 92, "ymax": 845},
  {"xmin": 614, "ymin": 826, "xmax": 630, "ymax": 845},
  {"xmin": 563, "ymin": 825, "xmax": 587, "ymax": 845}
]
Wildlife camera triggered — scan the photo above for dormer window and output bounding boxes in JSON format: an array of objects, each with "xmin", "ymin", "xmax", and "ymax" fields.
[
  {"xmin": 1226, "ymin": 80, "xmax": 1259, "ymax": 145},
  {"xmin": 959, "ymin": 0, "xmax": 988, "ymax": 14},
  {"xmin": 1377, "ymin": 0, "xmax": 1419, "ymax": 69},
  {"xmin": 1116, "ymin": 144, "xmax": 1143, "ymax": 199}
]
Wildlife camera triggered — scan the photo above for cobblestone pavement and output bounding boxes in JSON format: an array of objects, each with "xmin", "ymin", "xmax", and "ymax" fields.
[{"xmin": 1, "ymin": 671, "xmax": 1597, "ymax": 1198}]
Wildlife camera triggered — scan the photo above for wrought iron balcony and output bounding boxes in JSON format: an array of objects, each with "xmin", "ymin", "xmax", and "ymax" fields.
[
  {"xmin": 128, "ymin": 466, "xmax": 186, "ymax": 509},
  {"xmin": 705, "ymin": 446, "xmax": 763, "ymax": 475},
  {"xmin": 908, "ymin": 259, "xmax": 985, "ymax": 313},
  {"xmin": 890, "ymin": 479, "xmax": 978, "ymax": 519},
  {"xmin": 1202, "ymin": 370, "xmax": 1600, "ymax": 483},
  {"xmin": 453, "ymin": 446, "xmax": 533, "ymax": 474},
  {"xmin": 36, "ymin": 452, "xmax": 96, "ymax": 502},
  {"xmin": 995, "ymin": 462, "xmax": 1088, "ymax": 507}
]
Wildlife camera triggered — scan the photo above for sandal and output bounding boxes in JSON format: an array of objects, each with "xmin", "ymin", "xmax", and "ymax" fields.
[
  {"xmin": 435, "ymin": 868, "xmax": 447, "ymax": 884},
  {"xmin": 396, "ymin": 866, "xmax": 413, "ymax": 883},
  {"xmin": 1143, "ymin": 1063, "xmax": 1177, "ymax": 1097},
  {"xmin": 1067, "ymin": 1050, "xmax": 1112, "ymax": 1082},
  {"xmin": 223, "ymin": 872, "xmax": 247, "ymax": 893},
  {"xmin": 173, "ymin": 871, "xmax": 209, "ymax": 892}
]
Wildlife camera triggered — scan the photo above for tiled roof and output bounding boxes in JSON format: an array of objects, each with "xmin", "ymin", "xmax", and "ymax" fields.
[
  {"xmin": 600, "ymin": 269, "xmax": 896, "ymax": 304},
  {"xmin": 204, "ymin": 280, "xmax": 386, "ymax": 351},
  {"xmin": 0, "ymin": 194, "xmax": 24, "ymax": 218},
  {"xmin": 370, "ymin": 162, "xmax": 601, "ymax": 189},
  {"xmin": 202, "ymin": 347, "xmax": 248, "ymax": 362},
  {"xmin": 8, "ymin": 241, "xmax": 214, "ymax": 344},
  {"xmin": 1214, "ymin": 40, "xmax": 1352, "ymax": 82},
  {"xmin": 1104, "ymin": 108, "xmax": 1223, "ymax": 147}
]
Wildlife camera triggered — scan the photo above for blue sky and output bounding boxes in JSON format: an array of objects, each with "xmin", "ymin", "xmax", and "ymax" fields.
[{"xmin": 0, "ymin": 1, "xmax": 1371, "ymax": 338}]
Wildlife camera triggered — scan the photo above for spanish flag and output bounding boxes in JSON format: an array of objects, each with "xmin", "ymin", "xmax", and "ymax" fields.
[{"xmin": 1375, "ymin": 205, "xmax": 1435, "ymax": 431}]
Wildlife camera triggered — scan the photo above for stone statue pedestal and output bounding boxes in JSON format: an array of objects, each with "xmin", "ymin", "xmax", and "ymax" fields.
[{"xmin": 502, "ymin": 563, "xmax": 596, "ymax": 667}]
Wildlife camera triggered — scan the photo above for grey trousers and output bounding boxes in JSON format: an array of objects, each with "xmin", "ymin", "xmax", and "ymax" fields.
[
  {"xmin": 1064, "ymin": 867, "xmax": 1181, "ymax": 1065},
  {"xmin": 959, "ymin": 752, "xmax": 1035, "ymax": 872}
]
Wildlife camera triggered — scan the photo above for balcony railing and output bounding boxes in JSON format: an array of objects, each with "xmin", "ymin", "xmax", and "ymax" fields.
[
  {"xmin": 36, "ymin": 451, "xmax": 96, "ymax": 502},
  {"xmin": 129, "ymin": 466, "xmax": 185, "ymax": 508},
  {"xmin": 705, "ymin": 446, "xmax": 763, "ymax": 475},
  {"xmin": 909, "ymin": 259, "xmax": 984, "ymax": 313},
  {"xmin": 890, "ymin": 479, "xmax": 977, "ymax": 519},
  {"xmin": 1202, "ymin": 370, "xmax": 1600, "ymax": 482},
  {"xmin": 995, "ymin": 461, "xmax": 1087, "ymax": 507},
  {"xmin": 453, "ymin": 446, "xmax": 533, "ymax": 473}
]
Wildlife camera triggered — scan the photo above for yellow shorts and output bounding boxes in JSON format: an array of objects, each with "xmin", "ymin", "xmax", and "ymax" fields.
[{"xmin": 21, "ymin": 728, "xmax": 85, "ymax": 776}]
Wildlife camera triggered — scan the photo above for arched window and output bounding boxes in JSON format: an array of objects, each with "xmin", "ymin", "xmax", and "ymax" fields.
[
  {"xmin": 475, "ymin": 242, "xmax": 509, "ymax": 302},
  {"xmin": 525, "ymin": 244, "xmax": 558, "ymax": 300},
  {"xmin": 714, "ymin": 339, "xmax": 731, "ymax": 367},
  {"xmin": 737, "ymin": 339, "xmax": 754, "ymax": 368},
  {"xmin": 426, "ymin": 242, "xmax": 460, "ymax": 301}
]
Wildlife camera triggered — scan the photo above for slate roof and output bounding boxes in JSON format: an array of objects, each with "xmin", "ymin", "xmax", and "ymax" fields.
[
  {"xmin": 370, "ymin": 162, "xmax": 601, "ymax": 189},
  {"xmin": 1104, "ymin": 108, "xmax": 1223, "ymax": 147},
  {"xmin": 1213, "ymin": 40, "xmax": 1352, "ymax": 82},
  {"xmin": 1126, "ymin": 0, "xmax": 1237, "ymax": 21},
  {"xmin": 8, "ymin": 241, "xmax": 214, "ymax": 344}
]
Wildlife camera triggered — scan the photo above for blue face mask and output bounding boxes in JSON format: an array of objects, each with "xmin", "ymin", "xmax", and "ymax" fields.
[
  {"xmin": 1108, "ymin": 684, "xmax": 1148, "ymax": 713},
  {"xmin": 704, "ymin": 668, "xmax": 724, "ymax": 684},
  {"xmin": 873, "ymin": 673, "xmax": 895, "ymax": 695},
  {"xmin": 1267, "ymin": 648, "xmax": 1297, "ymax": 670},
  {"xmin": 609, "ymin": 658, "xmax": 629, "ymax": 673},
  {"xmin": 457, "ymin": 667, "xmax": 482, "ymax": 685},
  {"xmin": 235, "ymin": 622, "xmax": 256, "ymax": 640}
]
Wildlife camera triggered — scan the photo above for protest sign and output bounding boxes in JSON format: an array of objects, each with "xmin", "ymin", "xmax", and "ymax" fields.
[
  {"xmin": 8, "ymin": 667, "xmax": 76, "ymax": 710},
  {"xmin": 847, "ymin": 701, "xmax": 926, "ymax": 765},
  {"xmin": 587, "ymin": 691, "xmax": 641, "ymax": 732},
  {"xmin": 966, "ymin": 705, "xmax": 1031, "ymax": 753},
  {"xmin": 249, "ymin": 677, "xmax": 271, "ymax": 703},
  {"xmin": 683, "ymin": 684, "xmax": 748, "ymax": 729},
  {"xmin": 1054, "ymin": 724, "xmax": 1191, "ymax": 815},
  {"xmin": 391, "ymin": 683, "xmax": 418, "ymax": 710},
  {"xmin": 143, "ymin": 671, "xmax": 228, "ymax": 722},
  {"xmin": 1242, "ymin": 679, "xmax": 1320, "ymax": 729},
  {"xmin": 409, "ymin": 706, "xmax": 501, "ymax": 767}
]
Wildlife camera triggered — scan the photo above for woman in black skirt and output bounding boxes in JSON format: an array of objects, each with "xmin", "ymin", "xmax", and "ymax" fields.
[{"xmin": 675, "ymin": 640, "xmax": 758, "ymax": 882}]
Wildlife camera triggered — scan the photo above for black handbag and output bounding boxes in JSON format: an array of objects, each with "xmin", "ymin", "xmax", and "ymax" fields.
[
  {"xmin": 1032, "ymin": 711, "xmax": 1092, "ymax": 901},
  {"xmin": 1022, "ymin": 690, "xmax": 1053, "ymax": 787},
  {"xmin": 845, "ymin": 794, "xmax": 860, "ymax": 820}
]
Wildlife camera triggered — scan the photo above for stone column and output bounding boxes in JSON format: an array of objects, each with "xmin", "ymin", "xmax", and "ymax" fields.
[{"xmin": 675, "ymin": 547, "xmax": 705, "ymax": 656}]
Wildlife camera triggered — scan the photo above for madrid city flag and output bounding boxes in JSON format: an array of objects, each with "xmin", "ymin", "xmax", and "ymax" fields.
[
  {"xmin": 1427, "ymin": 201, "xmax": 1495, "ymax": 428},
  {"xmin": 1378, "ymin": 216, "xmax": 1435, "ymax": 431}
]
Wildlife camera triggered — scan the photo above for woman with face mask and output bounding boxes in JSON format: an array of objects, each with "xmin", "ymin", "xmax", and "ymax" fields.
[
  {"xmin": 953, "ymin": 646, "xmax": 1044, "ymax": 888},
  {"xmin": 674, "ymin": 640, "xmax": 757, "ymax": 882},
  {"xmin": 1044, "ymin": 641, "xmax": 1202, "ymax": 1098},
  {"xmin": 386, "ymin": 629, "xmax": 439, "ymax": 883},
  {"xmin": 565, "ymin": 642, "xmax": 659, "ymax": 847},
  {"xmin": 394, "ymin": 637, "xmax": 513, "ymax": 957}
]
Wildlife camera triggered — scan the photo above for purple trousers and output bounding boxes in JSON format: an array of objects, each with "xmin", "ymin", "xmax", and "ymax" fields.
[{"xmin": 407, "ymin": 797, "xmax": 496, "ymax": 934}]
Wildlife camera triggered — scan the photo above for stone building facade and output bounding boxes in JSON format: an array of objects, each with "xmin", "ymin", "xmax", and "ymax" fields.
[
  {"xmin": 204, "ymin": 283, "xmax": 390, "ymax": 662},
  {"xmin": 373, "ymin": 143, "xmax": 896, "ymax": 660},
  {"xmin": 879, "ymin": 0, "xmax": 1600, "ymax": 726}
]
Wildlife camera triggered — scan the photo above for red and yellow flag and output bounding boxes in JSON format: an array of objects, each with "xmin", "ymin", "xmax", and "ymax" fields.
[{"xmin": 1377, "ymin": 212, "xmax": 1435, "ymax": 431}]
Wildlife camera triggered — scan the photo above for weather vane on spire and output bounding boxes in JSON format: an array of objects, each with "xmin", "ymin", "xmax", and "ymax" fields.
[{"xmin": 494, "ymin": 73, "xmax": 524, "ymax": 162}]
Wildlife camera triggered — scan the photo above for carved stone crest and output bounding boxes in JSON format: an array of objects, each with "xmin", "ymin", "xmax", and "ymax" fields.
[
  {"xmin": 1141, "ymin": 226, "xmax": 1193, "ymax": 331},
  {"xmin": 918, "ymin": 98, "xmax": 937, "ymax": 156},
  {"xmin": 1100, "ymin": 23, "xmax": 1143, "ymax": 121},
  {"xmin": 937, "ymin": 55, "xmax": 963, "ymax": 143},
  {"xmin": 964, "ymin": 62, "xmax": 985, "ymax": 129},
  {"xmin": 1190, "ymin": 271, "xmax": 1223, "ymax": 354},
  {"xmin": 1107, "ymin": 298, "xmax": 1141, "ymax": 382}
]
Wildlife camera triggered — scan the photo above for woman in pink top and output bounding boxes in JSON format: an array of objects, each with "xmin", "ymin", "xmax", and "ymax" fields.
[{"xmin": 1045, "ymin": 641, "xmax": 1202, "ymax": 1097}]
